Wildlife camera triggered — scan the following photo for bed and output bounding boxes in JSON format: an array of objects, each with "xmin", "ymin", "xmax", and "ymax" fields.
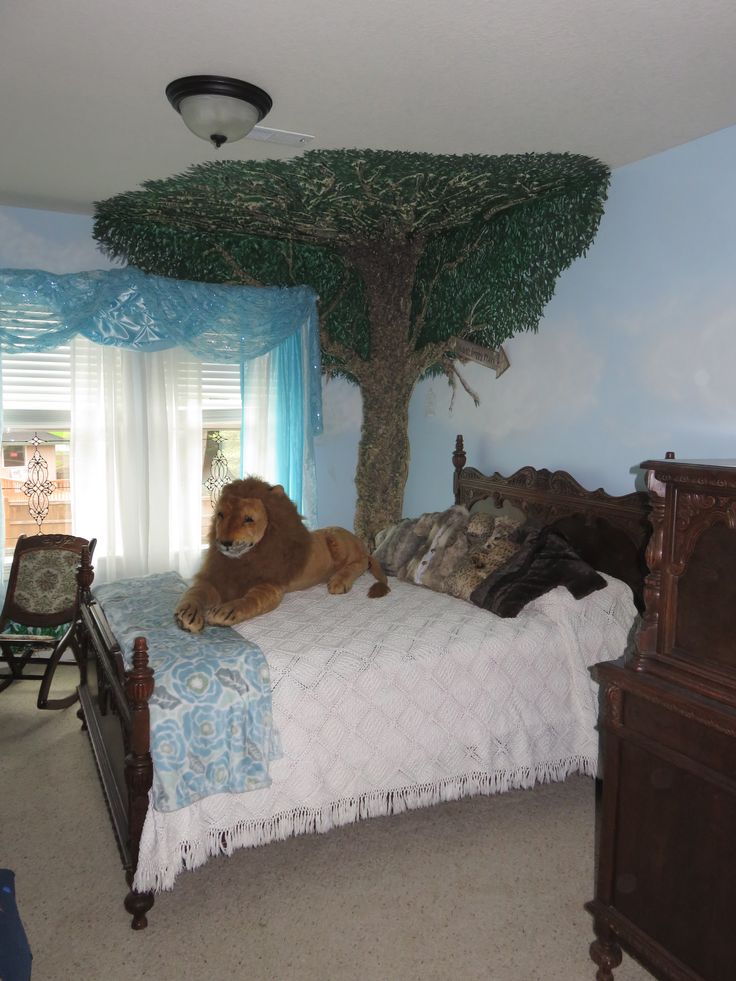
[{"xmin": 75, "ymin": 435, "xmax": 651, "ymax": 929}]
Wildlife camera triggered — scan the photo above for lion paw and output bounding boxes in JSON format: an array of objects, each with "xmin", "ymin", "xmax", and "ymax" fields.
[
  {"xmin": 206, "ymin": 603, "xmax": 245, "ymax": 627},
  {"xmin": 327, "ymin": 576, "xmax": 351, "ymax": 595},
  {"xmin": 175, "ymin": 602, "xmax": 206, "ymax": 634}
]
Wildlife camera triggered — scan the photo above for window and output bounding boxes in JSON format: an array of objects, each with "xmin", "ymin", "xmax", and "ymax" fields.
[
  {"xmin": 1, "ymin": 344, "xmax": 245, "ymax": 561},
  {"xmin": 0, "ymin": 268, "xmax": 316, "ymax": 578},
  {"xmin": 1, "ymin": 340, "xmax": 73, "ymax": 553},
  {"xmin": 200, "ymin": 360, "xmax": 242, "ymax": 538}
]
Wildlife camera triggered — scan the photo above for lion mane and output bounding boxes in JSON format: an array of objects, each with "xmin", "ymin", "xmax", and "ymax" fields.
[{"xmin": 175, "ymin": 477, "xmax": 389, "ymax": 633}]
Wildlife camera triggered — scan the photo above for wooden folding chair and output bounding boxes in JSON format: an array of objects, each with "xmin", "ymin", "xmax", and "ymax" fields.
[{"xmin": 0, "ymin": 534, "xmax": 96, "ymax": 709}]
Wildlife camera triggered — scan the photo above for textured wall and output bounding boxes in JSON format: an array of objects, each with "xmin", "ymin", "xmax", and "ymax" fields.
[{"xmin": 3, "ymin": 123, "xmax": 736, "ymax": 529}]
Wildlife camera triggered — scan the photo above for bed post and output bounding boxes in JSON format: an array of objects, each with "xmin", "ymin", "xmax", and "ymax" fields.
[
  {"xmin": 77, "ymin": 544, "xmax": 94, "ymax": 601},
  {"xmin": 75, "ymin": 545, "xmax": 95, "ymax": 722},
  {"xmin": 452, "ymin": 434, "xmax": 466, "ymax": 504},
  {"xmin": 123, "ymin": 637, "xmax": 155, "ymax": 930}
]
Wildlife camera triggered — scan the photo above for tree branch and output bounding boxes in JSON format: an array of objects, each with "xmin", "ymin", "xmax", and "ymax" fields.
[
  {"xmin": 284, "ymin": 239, "xmax": 296, "ymax": 283},
  {"xmin": 411, "ymin": 180, "xmax": 566, "ymax": 235},
  {"xmin": 319, "ymin": 322, "xmax": 363, "ymax": 381},
  {"xmin": 440, "ymin": 355, "xmax": 481, "ymax": 408},
  {"xmin": 317, "ymin": 263, "xmax": 352, "ymax": 322},
  {"xmin": 209, "ymin": 243, "xmax": 263, "ymax": 286},
  {"xmin": 410, "ymin": 226, "xmax": 492, "ymax": 349}
]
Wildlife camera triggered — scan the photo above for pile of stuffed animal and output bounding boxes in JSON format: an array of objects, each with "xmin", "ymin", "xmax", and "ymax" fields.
[{"xmin": 372, "ymin": 506, "xmax": 522, "ymax": 601}]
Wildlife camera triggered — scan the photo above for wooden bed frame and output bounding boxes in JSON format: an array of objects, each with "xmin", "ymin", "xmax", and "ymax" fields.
[{"xmin": 75, "ymin": 434, "xmax": 651, "ymax": 929}]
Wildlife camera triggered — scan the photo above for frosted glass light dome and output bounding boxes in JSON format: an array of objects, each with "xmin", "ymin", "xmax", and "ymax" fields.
[
  {"xmin": 179, "ymin": 94, "xmax": 261, "ymax": 146},
  {"xmin": 166, "ymin": 76, "xmax": 273, "ymax": 148}
]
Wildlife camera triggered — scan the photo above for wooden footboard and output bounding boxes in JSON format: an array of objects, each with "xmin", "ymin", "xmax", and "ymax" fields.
[{"xmin": 75, "ymin": 546, "xmax": 156, "ymax": 929}]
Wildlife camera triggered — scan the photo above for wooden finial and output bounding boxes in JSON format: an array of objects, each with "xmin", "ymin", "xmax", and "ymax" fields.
[
  {"xmin": 77, "ymin": 544, "xmax": 95, "ymax": 595},
  {"xmin": 452, "ymin": 434, "xmax": 466, "ymax": 474}
]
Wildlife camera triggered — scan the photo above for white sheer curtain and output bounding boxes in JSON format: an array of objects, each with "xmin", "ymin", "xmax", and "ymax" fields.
[
  {"xmin": 240, "ymin": 351, "xmax": 277, "ymax": 482},
  {"xmin": 70, "ymin": 336, "xmax": 204, "ymax": 583}
]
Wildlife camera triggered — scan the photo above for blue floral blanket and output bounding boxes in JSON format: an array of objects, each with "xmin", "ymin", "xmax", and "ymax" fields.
[{"xmin": 93, "ymin": 572, "xmax": 281, "ymax": 812}]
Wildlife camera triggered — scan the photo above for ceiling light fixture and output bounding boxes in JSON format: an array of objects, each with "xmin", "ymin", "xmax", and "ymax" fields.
[{"xmin": 165, "ymin": 75, "xmax": 273, "ymax": 148}]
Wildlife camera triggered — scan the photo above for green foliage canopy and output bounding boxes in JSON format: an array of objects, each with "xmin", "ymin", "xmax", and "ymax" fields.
[{"xmin": 93, "ymin": 148, "xmax": 610, "ymax": 375}]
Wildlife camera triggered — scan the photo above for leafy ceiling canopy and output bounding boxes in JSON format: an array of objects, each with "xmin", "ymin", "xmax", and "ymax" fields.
[
  {"xmin": 95, "ymin": 148, "xmax": 608, "ymax": 245},
  {"xmin": 94, "ymin": 148, "xmax": 610, "ymax": 364}
]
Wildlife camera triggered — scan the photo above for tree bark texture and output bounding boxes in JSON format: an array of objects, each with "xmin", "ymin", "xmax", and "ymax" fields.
[
  {"xmin": 353, "ymin": 374, "xmax": 414, "ymax": 545},
  {"xmin": 341, "ymin": 241, "xmax": 425, "ymax": 545}
]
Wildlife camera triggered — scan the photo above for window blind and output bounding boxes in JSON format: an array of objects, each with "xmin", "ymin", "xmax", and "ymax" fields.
[
  {"xmin": 1, "ymin": 310, "xmax": 247, "ymax": 431},
  {"xmin": 1, "ymin": 304, "xmax": 71, "ymax": 428},
  {"xmin": 201, "ymin": 361, "xmax": 241, "ymax": 426}
]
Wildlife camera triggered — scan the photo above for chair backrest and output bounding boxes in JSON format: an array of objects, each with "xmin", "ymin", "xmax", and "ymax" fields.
[{"xmin": 0, "ymin": 534, "xmax": 97, "ymax": 630}]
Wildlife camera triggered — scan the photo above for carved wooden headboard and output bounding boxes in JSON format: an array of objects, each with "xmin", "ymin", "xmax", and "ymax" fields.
[{"xmin": 451, "ymin": 435, "xmax": 651, "ymax": 610}]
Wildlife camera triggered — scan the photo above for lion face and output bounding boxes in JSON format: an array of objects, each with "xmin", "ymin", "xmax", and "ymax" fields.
[{"xmin": 214, "ymin": 495, "xmax": 269, "ymax": 558}]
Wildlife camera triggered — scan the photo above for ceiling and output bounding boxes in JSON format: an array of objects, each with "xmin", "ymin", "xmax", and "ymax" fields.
[{"xmin": 2, "ymin": 0, "xmax": 736, "ymax": 216}]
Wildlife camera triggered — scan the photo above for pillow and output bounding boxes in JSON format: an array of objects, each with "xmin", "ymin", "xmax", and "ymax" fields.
[
  {"xmin": 469, "ymin": 498, "xmax": 527, "ymax": 525},
  {"xmin": 487, "ymin": 515, "xmax": 521, "ymax": 542},
  {"xmin": 401, "ymin": 505, "xmax": 470, "ymax": 587},
  {"xmin": 444, "ymin": 515, "xmax": 522, "ymax": 601},
  {"xmin": 372, "ymin": 517, "xmax": 427, "ymax": 577},
  {"xmin": 469, "ymin": 525, "xmax": 607, "ymax": 618},
  {"xmin": 548, "ymin": 514, "xmax": 646, "ymax": 612},
  {"xmin": 372, "ymin": 505, "xmax": 470, "ymax": 580},
  {"xmin": 466, "ymin": 511, "xmax": 496, "ymax": 539}
]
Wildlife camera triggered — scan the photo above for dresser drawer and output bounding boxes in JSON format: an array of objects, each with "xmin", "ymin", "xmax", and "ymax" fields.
[{"xmin": 621, "ymin": 687, "xmax": 736, "ymax": 783}]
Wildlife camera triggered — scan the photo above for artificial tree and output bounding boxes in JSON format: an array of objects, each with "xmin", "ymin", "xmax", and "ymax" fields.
[{"xmin": 94, "ymin": 149, "xmax": 610, "ymax": 542}]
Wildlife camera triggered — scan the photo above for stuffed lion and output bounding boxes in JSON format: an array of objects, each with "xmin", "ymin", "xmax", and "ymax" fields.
[{"xmin": 175, "ymin": 477, "xmax": 389, "ymax": 633}]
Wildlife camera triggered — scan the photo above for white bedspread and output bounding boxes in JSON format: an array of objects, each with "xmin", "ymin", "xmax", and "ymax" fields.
[{"xmin": 134, "ymin": 575, "xmax": 636, "ymax": 891}]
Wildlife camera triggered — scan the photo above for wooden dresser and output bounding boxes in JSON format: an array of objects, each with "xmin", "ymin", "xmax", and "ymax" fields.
[{"xmin": 587, "ymin": 458, "xmax": 736, "ymax": 981}]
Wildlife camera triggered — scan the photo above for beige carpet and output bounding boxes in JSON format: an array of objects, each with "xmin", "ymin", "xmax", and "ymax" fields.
[{"xmin": 0, "ymin": 680, "xmax": 652, "ymax": 981}]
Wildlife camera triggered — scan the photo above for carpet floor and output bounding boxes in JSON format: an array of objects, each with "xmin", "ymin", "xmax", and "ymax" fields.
[{"xmin": 0, "ymin": 680, "xmax": 652, "ymax": 981}]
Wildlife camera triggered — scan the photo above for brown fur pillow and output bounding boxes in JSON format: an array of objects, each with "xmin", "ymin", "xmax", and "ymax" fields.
[
  {"xmin": 445, "ymin": 516, "xmax": 522, "ymax": 601},
  {"xmin": 373, "ymin": 506, "xmax": 471, "ymax": 580},
  {"xmin": 372, "ymin": 508, "xmax": 524, "ymax": 603},
  {"xmin": 402, "ymin": 506, "xmax": 471, "ymax": 589},
  {"xmin": 373, "ymin": 517, "xmax": 431, "ymax": 577},
  {"xmin": 467, "ymin": 511, "xmax": 496, "ymax": 539}
]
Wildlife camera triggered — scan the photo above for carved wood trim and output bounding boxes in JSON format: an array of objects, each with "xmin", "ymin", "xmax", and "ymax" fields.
[
  {"xmin": 633, "ymin": 470, "xmax": 666, "ymax": 662},
  {"xmin": 451, "ymin": 435, "xmax": 651, "ymax": 581},
  {"xmin": 628, "ymin": 658, "xmax": 736, "ymax": 723},
  {"xmin": 636, "ymin": 689, "xmax": 736, "ymax": 739},
  {"xmin": 668, "ymin": 497, "xmax": 736, "ymax": 575},
  {"xmin": 597, "ymin": 664, "xmax": 736, "ymax": 741},
  {"xmin": 586, "ymin": 901, "xmax": 702, "ymax": 981},
  {"xmin": 632, "ymin": 459, "xmax": 736, "ymax": 695},
  {"xmin": 604, "ymin": 685, "xmax": 624, "ymax": 729},
  {"xmin": 645, "ymin": 463, "xmax": 736, "ymax": 494}
]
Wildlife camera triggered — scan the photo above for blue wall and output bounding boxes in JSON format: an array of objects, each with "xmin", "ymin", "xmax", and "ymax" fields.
[
  {"xmin": 3, "ymin": 124, "xmax": 736, "ymax": 529},
  {"xmin": 0, "ymin": 205, "xmax": 114, "ymax": 273}
]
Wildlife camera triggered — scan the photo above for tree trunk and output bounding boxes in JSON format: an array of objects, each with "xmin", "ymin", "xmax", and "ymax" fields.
[
  {"xmin": 353, "ymin": 372, "xmax": 415, "ymax": 545},
  {"xmin": 340, "ymin": 240, "xmax": 424, "ymax": 546}
]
